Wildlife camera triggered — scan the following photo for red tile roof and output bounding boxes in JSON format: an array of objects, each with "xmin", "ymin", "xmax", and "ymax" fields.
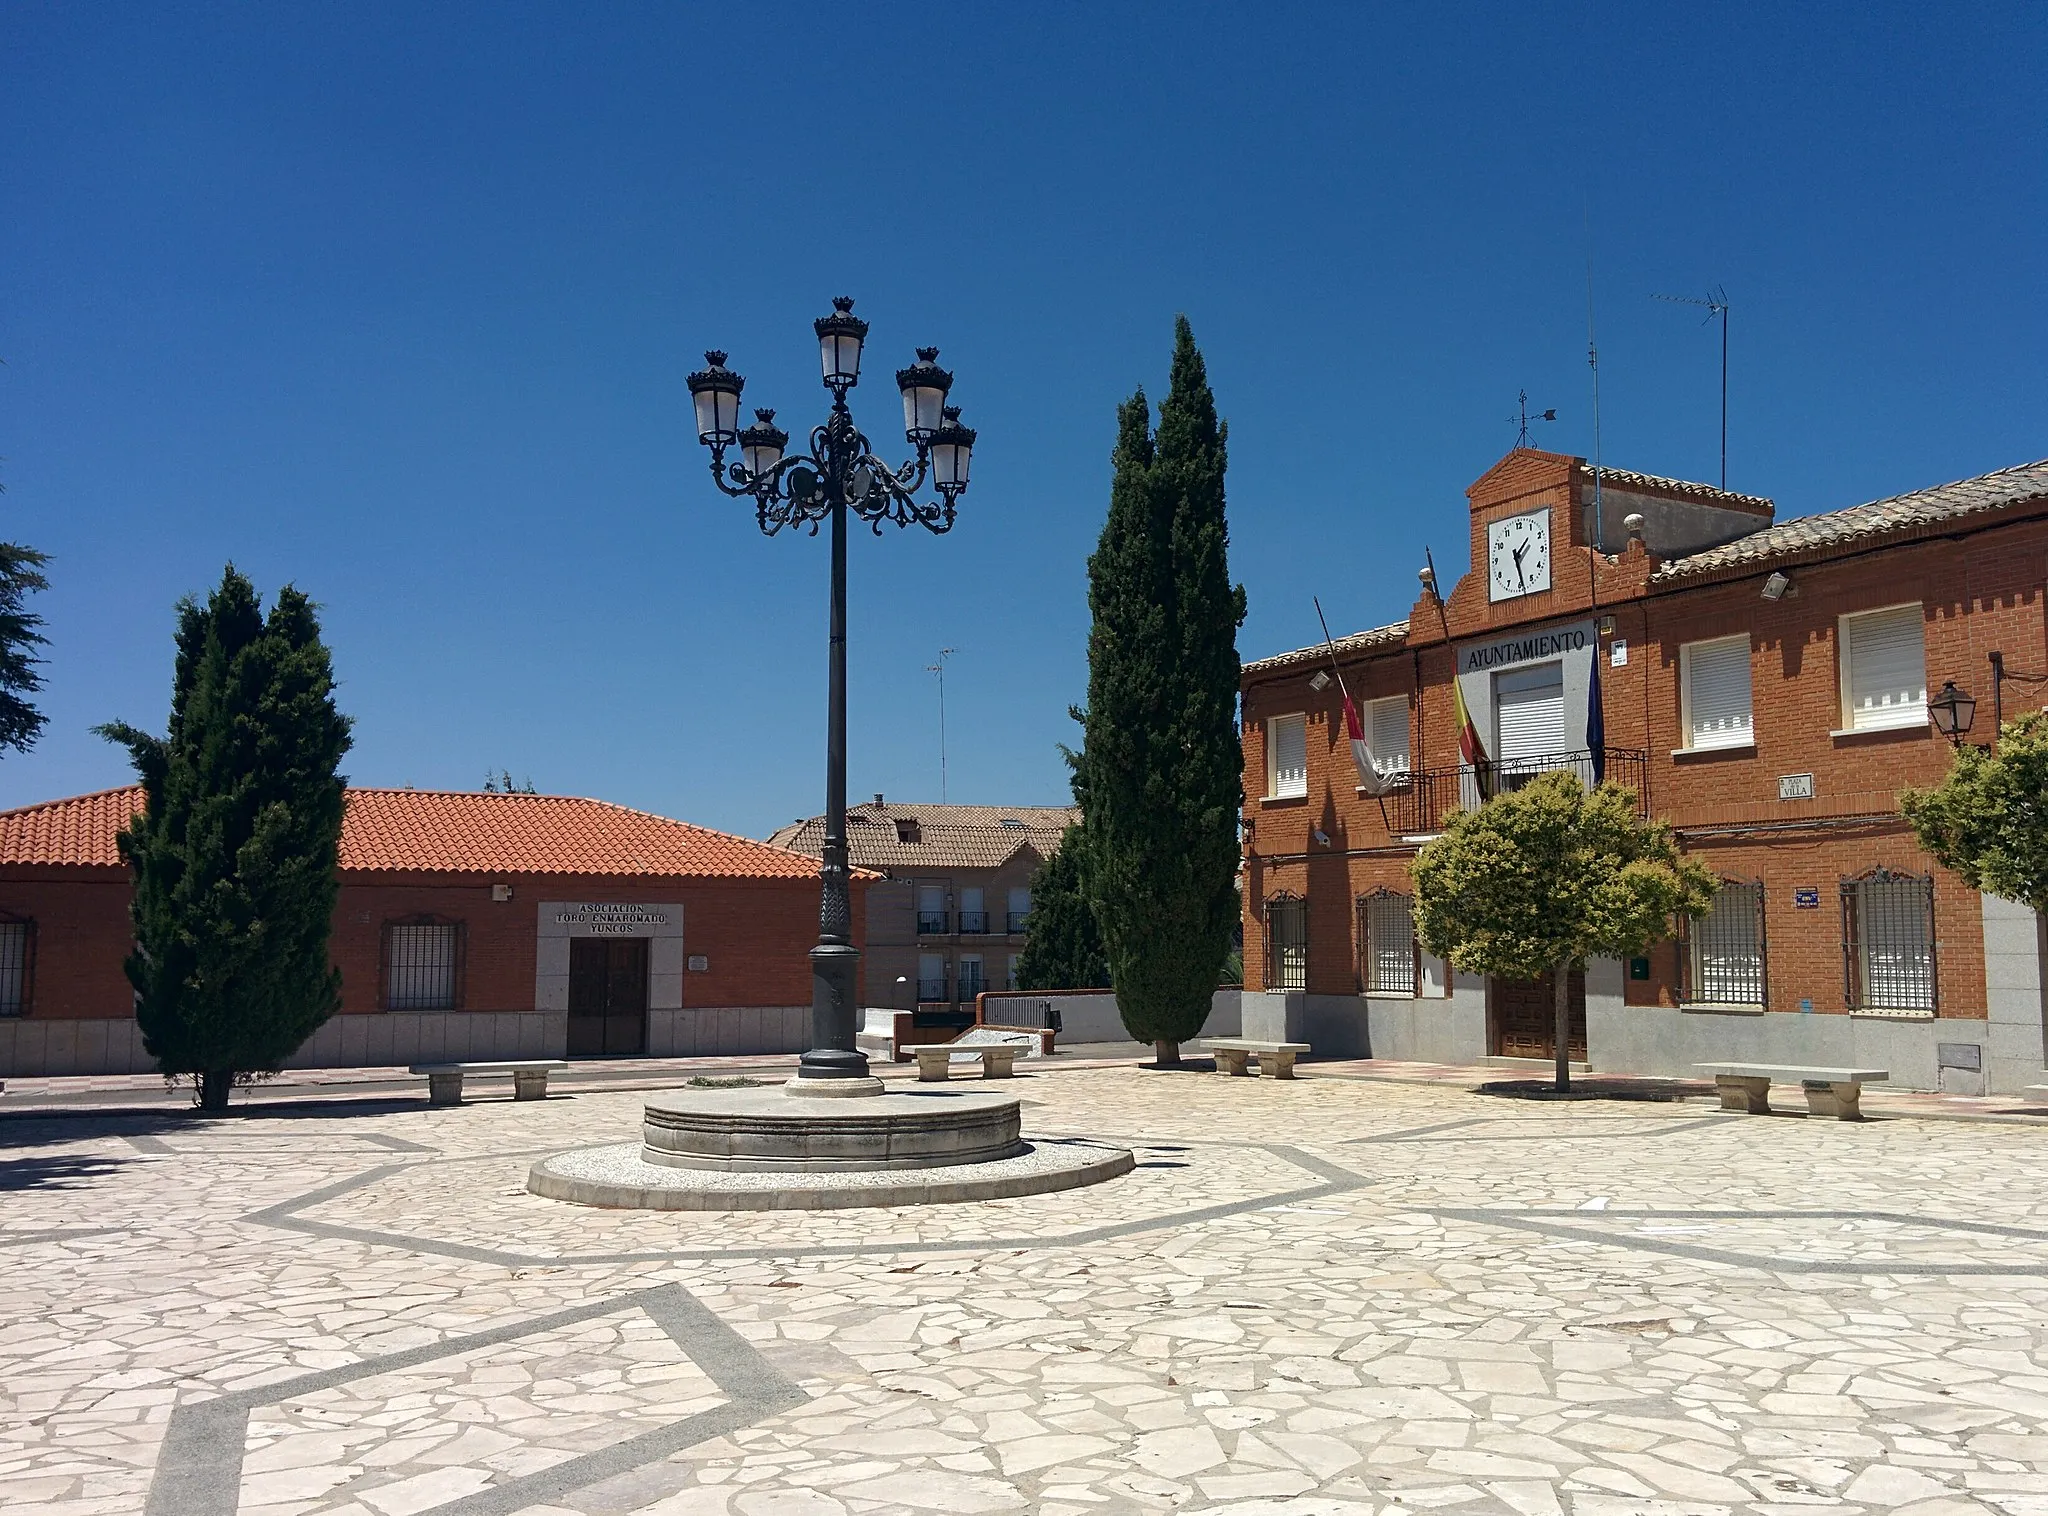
[{"xmin": 0, "ymin": 786, "xmax": 832, "ymax": 881}]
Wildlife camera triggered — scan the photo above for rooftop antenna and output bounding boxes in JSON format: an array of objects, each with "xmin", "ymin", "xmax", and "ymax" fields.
[
  {"xmin": 924, "ymin": 647, "xmax": 956, "ymax": 803},
  {"xmin": 1654, "ymin": 287, "xmax": 1730, "ymax": 489},
  {"xmin": 1510, "ymin": 390, "xmax": 1558, "ymax": 449}
]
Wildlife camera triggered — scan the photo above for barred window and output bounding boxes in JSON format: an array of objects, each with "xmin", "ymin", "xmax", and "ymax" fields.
[
  {"xmin": 1357, "ymin": 890, "xmax": 1417, "ymax": 997},
  {"xmin": 1266, "ymin": 894, "xmax": 1307, "ymax": 990},
  {"xmin": 1844, "ymin": 870, "xmax": 1936, "ymax": 1013},
  {"xmin": 385, "ymin": 922, "xmax": 462, "ymax": 1011},
  {"xmin": 0, "ymin": 920, "xmax": 29, "ymax": 1016},
  {"xmin": 1684, "ymin": 881, "xmax": 1766, "ymax": 1006}
]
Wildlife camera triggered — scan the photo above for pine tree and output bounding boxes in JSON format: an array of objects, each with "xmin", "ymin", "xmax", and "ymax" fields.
[
  {"xmin": 0, "ymin": 540, "xmax": 51, "ymax": 756},
  {"xmin": 1015, "ymin": 827, "xmax": 1109, "ymax": 991},
  {"xmin": 1080, "ymin": 318, "xmax": 1246, "ymax": 1065},
  {"xmin": 98, "ymin": 566, "xmax": 353, "ymax": 1110}
]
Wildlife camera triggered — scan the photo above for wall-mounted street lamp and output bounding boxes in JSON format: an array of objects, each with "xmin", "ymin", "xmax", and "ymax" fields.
[
  {"xmin": 688, "ymin": 299, "xmax": 976, "ymax": 1091},
  {"xmin": 1929, "ymin": 680, "xmax": 1977, "ymax": 748}
]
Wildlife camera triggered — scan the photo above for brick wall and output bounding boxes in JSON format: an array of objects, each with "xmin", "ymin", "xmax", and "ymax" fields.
[{"xmin": 0, "ymin": 869, "xmax": 134, "ymax": 1018}]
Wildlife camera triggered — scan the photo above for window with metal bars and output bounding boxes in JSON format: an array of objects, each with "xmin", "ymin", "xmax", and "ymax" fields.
[
  {"xmin": 1265, "ymin": 893, "xmax": 1307, "ymax": 990},
  {"xmin": 1843, "ymin": 869, "xmax": 1936, "ymax": 1013},
  {"xmin": 1356, "ymin": 890, "xmax": 1417, "ymax": 997},
  {"xmin": 1682, "ymin": 880, "xmax": 1766, "ymax": 1006},
  {"xmin": 0, "ymin": 919, "xmax": 30, "ymax": 1016},
  {"xmin": 384, "ymin": 920, "xmax": 463, "ymax": 1011}
]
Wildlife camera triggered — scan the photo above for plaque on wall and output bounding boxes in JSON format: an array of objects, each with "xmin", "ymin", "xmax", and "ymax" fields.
[{"xmin": 1778, "ymin": 773, "xmax": 1815, "ymax": 801}]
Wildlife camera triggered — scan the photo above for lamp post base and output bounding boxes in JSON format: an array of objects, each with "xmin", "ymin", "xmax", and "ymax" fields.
[{"xmin": 784, "ymin": 1074, "xmax": 887, "ymax": 1099}]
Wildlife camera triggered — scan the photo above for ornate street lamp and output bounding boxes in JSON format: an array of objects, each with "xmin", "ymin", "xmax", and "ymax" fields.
[
  {"xmin": 688, "ymin": 298, "xmax": 974, "ymax": 1091},
  {"xmin": 1929, "ymin": 680, "xmax": 1977, "ymax": 748}
]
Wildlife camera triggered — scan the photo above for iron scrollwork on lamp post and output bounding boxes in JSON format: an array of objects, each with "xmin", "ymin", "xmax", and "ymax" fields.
[{"xmin": 687, "ymin": 299, "xmax": 975, "ymax": 1089}]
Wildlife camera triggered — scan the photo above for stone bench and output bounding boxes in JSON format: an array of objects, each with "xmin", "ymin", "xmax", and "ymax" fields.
[
  {"xmin": 1696, "ymin": 1062, "xmax": 1889, "ymax": 1121},
  {"xmin": 408, "ymin": 1060, "xmax": 568, "ymax": 1107},
  {"xmin": 1203, "ymin": 1038, "xmax": 1311, "ymax": 1080},
  {"xmin": 912, "ymin": 1044, "xmax": 1018, "ymax": 1082}
]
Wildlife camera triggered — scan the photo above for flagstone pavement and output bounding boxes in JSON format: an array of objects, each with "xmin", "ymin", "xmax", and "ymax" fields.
[{"xmin": 11, "ymin": 1065, "xmax": 2048, "ymax": 1516}]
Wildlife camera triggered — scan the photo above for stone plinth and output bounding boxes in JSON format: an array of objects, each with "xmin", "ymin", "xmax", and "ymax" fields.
[{"xmin": 641, "ymin": 1086, "xmax": 1024, "ymax": 1173}]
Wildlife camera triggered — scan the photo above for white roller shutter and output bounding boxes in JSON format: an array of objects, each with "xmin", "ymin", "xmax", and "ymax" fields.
[
  {"xmin": 1683, "ymin": 636, "xmax": 1753, "ymax": 750},
  {"xmin": 1843, "ymin": 605, "xmax": 1926, "ymax": 731},
  {"xmin": 1369, "ymin": 696, "xmax": 1410, "ymax": 773},
  {"xmin": 1495, "ymin": 664, "xmax": 1566, "ymax": 762},
  {"xmin": 1269, "ymin": 714, "xmax": 1307, "ymax": 798}
]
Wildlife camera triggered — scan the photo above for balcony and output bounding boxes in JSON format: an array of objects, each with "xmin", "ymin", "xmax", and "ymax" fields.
[
  {"xmin": 958, "ymin": 910, "xmax": 990, "ymax": 934},
  {"xmin": 957, "ymin": 974, "xmax": 986, "ymax": 1000},
  {"xmin": 1385, "ymin": 749, "xmax": 1648, "ymax": 835},
  {"xmin": 1006, "ymin": 911, "xmax": 1030, "ymax": 933},
  {"xmin": 916, "ymin": 911, "xmax": 950, "ymax": 935},
  {"xmin": 916, "ymin": 977, "xmax": 950, "ymax": 1002}
]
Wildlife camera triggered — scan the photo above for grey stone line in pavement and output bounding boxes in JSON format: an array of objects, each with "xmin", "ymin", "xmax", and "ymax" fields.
[
  {"xmin": 1436, "ymin": 1203, "xmax": 2048, "ymax": 1276},
  {"xmin": 1348, "ymin": 1113, "xmax": 1735, "ymax": 1144},
  {"xmin": 243, "ymin": 1141, "xmax": 1378, "ymax": 1269},
  {"xmin": 143, "ymin": 1281, "xmax": 805, "ymax": 1516},
  {"xmin": 0, "ymin": 1225, "xmax": 127, "ymax": 1247}
]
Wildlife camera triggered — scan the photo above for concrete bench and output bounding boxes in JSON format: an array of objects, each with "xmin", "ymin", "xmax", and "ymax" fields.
[
  {"xmin": 1203, "ymin": 1038, "xmax": 1311, "ymax": 1080},
  {"xmin": 408, "ymin": 1060, "xmax": 568, "ymax": 1107},
  {"xmin": 1696, "ymin": 1062, "xmax": 1889, "ymax": 1121},
  {"xmin": 912, "ymin": 1044, "xmax": 1018, "ymax": 1082}
]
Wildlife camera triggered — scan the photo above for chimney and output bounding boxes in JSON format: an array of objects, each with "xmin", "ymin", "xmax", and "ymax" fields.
[{"xmin": 873, "ymin": 792, "xmax": 885, "ymax": 807}]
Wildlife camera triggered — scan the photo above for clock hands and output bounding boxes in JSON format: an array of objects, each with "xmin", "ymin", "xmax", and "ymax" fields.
[{"xmin": 1511, "ymin": 539, "xmax": 1529, "ymax": 588}]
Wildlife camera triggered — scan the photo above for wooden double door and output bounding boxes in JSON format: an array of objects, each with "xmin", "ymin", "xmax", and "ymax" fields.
[
  {"xmin": 1491, "ymin": 969, "xmax": 1586, "ymax": 1061},
  {"xmin": 568, "ymin": 937, "xmax": 648, "ymax": 1057}
]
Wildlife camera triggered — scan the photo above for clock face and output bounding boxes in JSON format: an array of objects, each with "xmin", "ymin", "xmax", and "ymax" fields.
[{"xmin": 1487, "ymin": 511, "xmax": 1552, "ymax": 601}]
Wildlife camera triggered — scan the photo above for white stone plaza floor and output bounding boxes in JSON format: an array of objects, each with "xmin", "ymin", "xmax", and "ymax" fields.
[{"xmin": 10, "ymin": 1062, "xmax": 2048, "ymax": 1516}]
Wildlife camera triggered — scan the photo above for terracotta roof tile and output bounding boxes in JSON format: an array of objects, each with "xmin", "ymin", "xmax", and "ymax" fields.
[
  {"xmin": 1243, "ymin": 618, "xmax": 1411, "ymax": 675},
  {"xmin": 0, "ymin": 787, "xmax": 831, "ymax": 881},
  {"xmin": 768, "ymin": 802, "xmax": 1079, "ymax": 873},
  {"xmin": 1654, "ymin": 458, "xmax": 2048, "ymax": 583}
]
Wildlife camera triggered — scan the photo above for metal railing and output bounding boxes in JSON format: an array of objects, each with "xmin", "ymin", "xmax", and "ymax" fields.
[
  {"xmin": 916, "ymin": 911, "xmax": 950, "ymax": 935},
  {"xmin": 916, "ymin": 977, "xmax": 949, "ymax": 1002},
  {"xmin": 1385, "ymin": 748, "xmax": 1647, "ymax": 834},
  {"xmin": 1007, "ymin": 911, "xmax": 1029, "ymax": 933},
  {"xmin": 958, "ymin": 910, "xmax": 989, "ymax": 934}
]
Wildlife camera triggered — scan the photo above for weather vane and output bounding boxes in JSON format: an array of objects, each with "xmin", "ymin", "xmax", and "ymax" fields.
[{"xmin": 1511, "ymin": 390, "xmax": 1557, "ymax": 449}]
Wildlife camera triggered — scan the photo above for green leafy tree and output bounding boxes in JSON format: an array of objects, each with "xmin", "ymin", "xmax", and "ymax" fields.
[
  {"xmin": 0, "ymin": 540, "xmax": 51, "ymax": 755},
  {"xmin": 1078, "ymin": 317, "xmax": 1247, "ymax": 1065},
  {"xmin": 483, "ymin": 769, "xmax": 536, "ymax": 794},
  {"xmin": 1902, "ymin": 711, "xmax": 2048, "ymax": 914},
  {"xmin": 98, "ymin": 566, "xmax": 353, "ymax": 1110},
  {"xmin": 1412, "ymin": 770, "xmax": 1715, "ymax": 1091},
  {"xmin": 1015, "ymin": 827, "xmax": 1109, "ymax": 990}
]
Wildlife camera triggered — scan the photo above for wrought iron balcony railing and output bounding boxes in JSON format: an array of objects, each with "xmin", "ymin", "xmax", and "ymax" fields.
[
  {"xmin": 916, "ymin": 977, "xmax": 949, "ymax": 1002},
  {"xmin": 916, "ymin": 911, "xmax": 950, "ymax": 935},
  {"xmin": 958, "ymin": 910, "xmax": 990, "ymax": 934},
  {"xmin": 1383, "ymin": 748, "xmax": 1648, "ymax": 835},
  {"xmin": 1006, "ymin": 911, "xmax": 1029, "ymax": 933}
]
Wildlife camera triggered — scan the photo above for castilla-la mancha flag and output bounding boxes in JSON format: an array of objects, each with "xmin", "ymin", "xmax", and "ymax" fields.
[{"xmin": 1344, "ymin": 693, "xmax": 1401, "ymax": 797}]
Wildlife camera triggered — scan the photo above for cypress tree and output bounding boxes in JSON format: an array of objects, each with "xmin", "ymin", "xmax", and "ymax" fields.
[
  {"xmin": 0, "ymin": 540, "xmax": 51, "ymax": 756},
  {"xmin": 98, "ymin": 567, "xmax": 353, "ymax": 1110},
  {"xmin": 1015, "ymin": 827, "xmax": 1109, "ymax": 991},
  {"xmin": 1080, "ymin": 318, "xmax": 1246, "ymax": 1064}
]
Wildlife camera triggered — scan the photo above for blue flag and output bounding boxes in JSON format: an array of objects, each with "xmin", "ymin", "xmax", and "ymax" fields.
[{"xmin": 1587, "ymin": 643, "xmax": 1607, "ymax": 784}]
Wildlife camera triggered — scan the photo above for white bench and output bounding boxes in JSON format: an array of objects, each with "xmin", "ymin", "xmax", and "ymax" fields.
[
  {"xmin": 1203, "ymin": 1038, "xmax": 1311, "ymax": 1080},
  {"xmin": 912, "ymin": 1045, "xmax": 1018, "ymax": 1082},
  {"xmin": 408, "ymin": 1060, "xmax": 568, "ymax": 1107},
  {"xmin": 1696, "ymin": 1062, "xmax": 1888, "ymax": 1121}
]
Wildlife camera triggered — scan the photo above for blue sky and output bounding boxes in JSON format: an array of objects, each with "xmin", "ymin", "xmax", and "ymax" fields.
[{"xmin": 4, "ymin": 3, "xmax": 2042, "ymax": 838}]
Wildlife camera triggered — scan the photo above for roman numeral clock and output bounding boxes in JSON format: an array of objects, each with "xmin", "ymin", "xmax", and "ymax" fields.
[{"xmin": 1487, "ymin": 509, "xmax": 1552, "ymax": 601}]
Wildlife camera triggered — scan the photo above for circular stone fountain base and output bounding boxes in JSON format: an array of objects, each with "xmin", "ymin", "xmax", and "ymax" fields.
[
  {"xmin": 529, "ymin": 1136, "xmax": 1134, "ymax": 1210},
  {"xmin": 527, "ymin": 1084, "xmax": 1134, "ymax": 1210}
]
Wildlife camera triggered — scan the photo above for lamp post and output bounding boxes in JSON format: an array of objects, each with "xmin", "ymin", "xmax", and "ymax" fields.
[{"xmin": 688, "ymin": 299, "xmax": 975, "ymax": 1090}]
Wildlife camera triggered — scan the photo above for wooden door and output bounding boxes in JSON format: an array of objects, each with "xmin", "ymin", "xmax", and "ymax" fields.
[
  {"xmin": 1491, "ymin": 969, "xmax": 1586, "ymax": 1060},
  {"xmin": 567, "ymin": 938, "xmax": 649, "ymax": 1057}
]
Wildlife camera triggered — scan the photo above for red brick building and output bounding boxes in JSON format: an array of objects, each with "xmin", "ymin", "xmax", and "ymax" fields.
[
  {"xmin": 0, "ymin": 787, "xmax": 861, "ymax": 1076},
  {"xmin": 1240, "ymin": 451, "xmax": 2048, "ymax": 1093}
]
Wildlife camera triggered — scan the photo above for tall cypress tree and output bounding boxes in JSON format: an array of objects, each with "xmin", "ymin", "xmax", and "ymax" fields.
[
  {"xmin": 0, "ymin": 540, "xmax": 52, "ymax": 756},
  {"xmin": 1081, "ymin": 318, "xmax": 1246, "ymax": 1064},
  {"xmin": 1015, "ymin": 827, "xmax": 1109, "ymax": 991},
  {"xmin": 98, "ymin": 567, "xmax": 353, "ymax": 1110}
]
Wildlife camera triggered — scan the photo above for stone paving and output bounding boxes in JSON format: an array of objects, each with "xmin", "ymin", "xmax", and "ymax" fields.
[{"xmin": 10, "ymin": 1066, "xmax": 2048, "ymax": 1515}]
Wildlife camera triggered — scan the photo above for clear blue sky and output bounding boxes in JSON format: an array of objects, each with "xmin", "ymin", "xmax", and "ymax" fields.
[{"xmin": 5, "ymin": 3, "xmax": 2042, "ymax": 837}]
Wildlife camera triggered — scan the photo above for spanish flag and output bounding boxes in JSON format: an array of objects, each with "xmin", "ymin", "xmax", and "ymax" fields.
[{"xmin": 1454, "ymin": 674, "xmax": 1494, "ymax": 799}]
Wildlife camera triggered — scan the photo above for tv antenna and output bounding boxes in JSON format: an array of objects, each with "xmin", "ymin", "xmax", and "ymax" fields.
[
  {"xmin": 925, "ymin": 647, "xmax": 956, "ymax": 803},
  {"xmin": 1654, "ymin": 287, "xmax": 1730, "ymax": 489},
  {"xmin": 1510, "ymin": 390, "xmax": 1557, "ymax": 449}
]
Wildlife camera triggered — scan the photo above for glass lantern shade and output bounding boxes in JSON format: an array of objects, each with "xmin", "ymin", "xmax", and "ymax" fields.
[
  {"xmin": 1930, "ymin": 680, "xmax": 1977, "ymax": 739},
  {"xmin": 739, "ymin": 409, "xmax": 789, "ymax": 478},
  {"xmin": 896, "ymin": 347, "xmax": 954, "ymax": 444},
  {"xmin": 686, "ymin": 351, "xmax": 744, "ymax": 445},
  {"xmin": 814, "ymin": 296, "xmax": 868, "ymax": 387},
  {"xmin": 930, "ymin": 407, "xmax": 977, "ymax": 492}
]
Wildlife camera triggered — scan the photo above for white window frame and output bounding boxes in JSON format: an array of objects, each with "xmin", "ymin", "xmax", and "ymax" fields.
[
  {"xmin": 1266, "ymin": 712, "xmax": 1308, "ymax": 800},
  {"xmin": 1677, "ymin": 634, "xmax": 1755, "ymax": 752},
  {"xmin": 1838, "ymin": 602, "xmax": 1928, "ymax": 734},
  {"xmin": 1361, "ymin": 694, "xmax": 1410, "ymax": 781}
]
